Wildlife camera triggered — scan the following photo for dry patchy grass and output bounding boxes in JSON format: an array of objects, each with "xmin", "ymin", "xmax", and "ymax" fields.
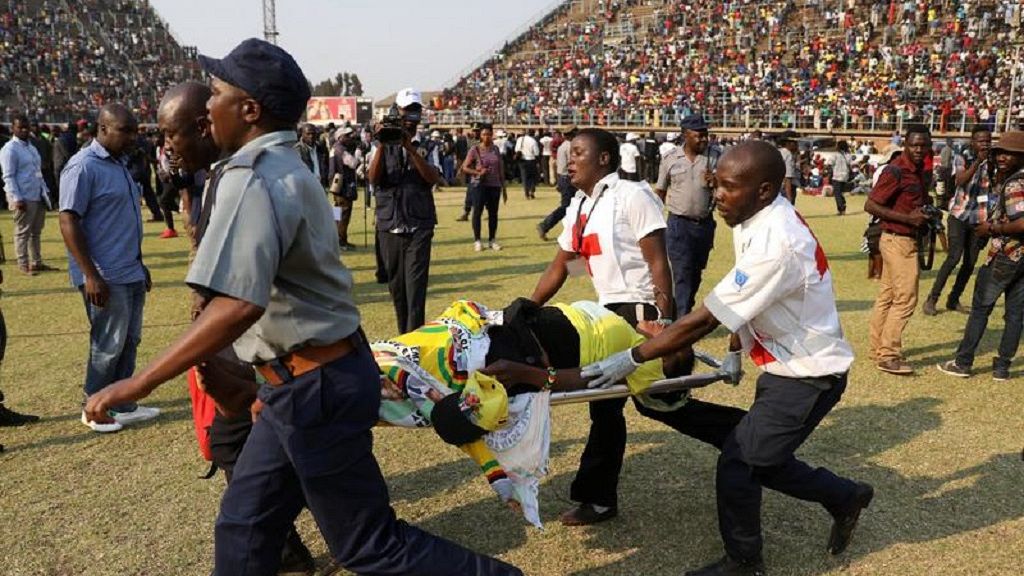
[{"xmin": 0, "ymin": 187, "xmax": 1022, "ymax": 575}]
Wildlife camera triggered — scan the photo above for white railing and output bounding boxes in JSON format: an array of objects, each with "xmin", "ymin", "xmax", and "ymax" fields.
[{"xmin": 421, "ymin": 107, "xmax": 1020, "ymax": 135}]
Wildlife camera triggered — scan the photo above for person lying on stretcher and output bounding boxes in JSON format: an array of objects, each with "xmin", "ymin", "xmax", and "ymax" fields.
[{"xmin": 372, "ymin": 297, "xmax": 719, "ymax": 526}]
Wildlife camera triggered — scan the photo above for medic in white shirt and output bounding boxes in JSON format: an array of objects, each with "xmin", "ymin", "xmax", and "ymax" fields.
[
  {"xmin": 530, "ymin": 127, "xmax": 675, "ymax": 527},
  {"xmin": 582, "ymin": 141, "xmax": 874, "ymax": 576}
]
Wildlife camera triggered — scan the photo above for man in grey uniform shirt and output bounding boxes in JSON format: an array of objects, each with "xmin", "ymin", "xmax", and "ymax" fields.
[
  {"xmin": 83, "ymin": 38, "xmax": 521, "ymax": 576},
  {"xmin": 655, "ymin": 114, "xmax": 716, "ymax": 316}
]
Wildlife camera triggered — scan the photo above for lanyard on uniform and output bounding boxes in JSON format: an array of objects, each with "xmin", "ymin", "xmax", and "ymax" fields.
[{"xmin": 573, "ymin": 187, "xmax": 605, "ymax": 254}]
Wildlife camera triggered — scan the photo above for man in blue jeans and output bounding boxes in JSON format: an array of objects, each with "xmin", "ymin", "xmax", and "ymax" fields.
[
  {"xmin": 655, "ymin": 114, "xmax": 716, "ymax": 316},
  {"xmin": 59, "ymin": 103, "xmax": 159, "ymax": 433},
  {"xmin": 938, "ymin": 131, "xmax": 1024, "ymax": 381}
]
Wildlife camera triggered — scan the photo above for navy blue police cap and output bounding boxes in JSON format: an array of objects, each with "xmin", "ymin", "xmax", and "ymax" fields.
[
  {"xmin": 679, "ymin": 114, "xmax": 709, "ymax": 132},
  {"xmin": 198, "ymin": 38, "xmax": 311, "ymax": 124}
]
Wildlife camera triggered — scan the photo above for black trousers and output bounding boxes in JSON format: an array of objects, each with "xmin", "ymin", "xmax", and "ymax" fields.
[
  {"xmin": 519, "ymin": 160, "xmax": 538, "ymax": 196},
  {"xmin": 472, "ymin": 185, "xmax": 501, "ymax": 242},
  {"xmin": 159, "ymin": 181, "xmax": 179, "ymax": 230},
  {"xmin": 538, "ymin": 175, "xmax": 576, "ymax": 234},
  {"xmin": 928, "ymin": 213, "xmax": 983, "ymax": 307},
  {"xmin": 833, "ymin": 179, "xmax": 848, "ymax": 214},
  {"xmin": 716, "ymin": 372, "xmax": 858, "ymax": 562},
  {"xmin": 139, "ymin": 177, "xmax": 163, "ymax": 221},
  {"xmin": 378, "ymin": 228, "xmax": 433, "ymax": 333},
  {"xmin": 569, "ymin": 302, "xmax": 658, "ymax": 508},
  {"xmin": 214, "ymin": 345, "xmax": 521, "ymax": 575}
]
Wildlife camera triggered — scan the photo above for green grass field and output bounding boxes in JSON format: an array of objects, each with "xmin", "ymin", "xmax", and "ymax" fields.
[{"xmin": 1, "ymin": 186, "xmax": 1022, "ymax": 576}]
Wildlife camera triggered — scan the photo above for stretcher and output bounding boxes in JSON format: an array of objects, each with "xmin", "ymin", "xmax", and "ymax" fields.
[{"xmin": 549, "ymin": 349, "xmax": 729, "ymax": 406}]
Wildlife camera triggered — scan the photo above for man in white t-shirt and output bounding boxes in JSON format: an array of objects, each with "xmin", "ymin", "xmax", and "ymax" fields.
[
  {"xmin": 515, "ymin": 130, "xmax": 540, "ymax": 199},
  {"xmin": 539, "ymin": 131, "xmax": 553, "ymax": 185},
  {"xmin": 777, "ymin": 130, "xmax": 800, "ymax": 204},
  {"xmin": 619, "ymin": 133, "xmax": 641, "ymax": 181},
  {"xmin": 582, "ymin": 141, "xmax": 873, "ymax": 576}
]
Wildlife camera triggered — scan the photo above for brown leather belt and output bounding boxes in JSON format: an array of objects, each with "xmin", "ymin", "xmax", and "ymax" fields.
[{"xmin": 255, "ymin": 330, "xmax": 365, "ymax": 386}]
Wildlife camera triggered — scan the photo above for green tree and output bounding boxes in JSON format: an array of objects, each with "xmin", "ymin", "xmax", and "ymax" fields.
[{"xmin": 310, "ymin": 72, "xmax": 364, "ymax": 97}]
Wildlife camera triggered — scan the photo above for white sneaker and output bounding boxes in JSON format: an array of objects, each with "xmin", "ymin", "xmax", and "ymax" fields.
[
  {"xmin": 81, "ymin": 411, "xmax": 123, "ymax": 433},
  {"xmin": 489, "ymin": 241, "xmax": 502, "ymax": 251},
  {"xmin": 474, "ymin": 241, "xmax": 483, "ymax": 252},
  {"xmin": 111, "ymin": 405, "xmax": 161, "ymax": 425}
]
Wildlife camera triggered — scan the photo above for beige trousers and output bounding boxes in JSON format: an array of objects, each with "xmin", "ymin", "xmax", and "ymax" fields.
[
  {"xmin": 13, "ymin": 200, "xmax": 45, "ymax": 268},
  {"xmin": 869, "ymin": 233, "xmax": 920, "ymax": 362}
]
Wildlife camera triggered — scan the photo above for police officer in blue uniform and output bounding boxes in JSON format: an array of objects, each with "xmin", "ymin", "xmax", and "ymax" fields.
[{"xmin": 84, "ymin": 38, "xmax": 521, "ymax": 576}]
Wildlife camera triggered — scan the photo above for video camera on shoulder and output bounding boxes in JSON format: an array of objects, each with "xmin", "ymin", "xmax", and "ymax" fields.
[{"xmin": 377, "ymin": 103, "xmax": 421, "ymax": 145}]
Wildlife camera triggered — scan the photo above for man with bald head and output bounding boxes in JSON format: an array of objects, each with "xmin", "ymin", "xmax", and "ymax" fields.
[
  {"xmin": 583, "ymin": 141, "xmax": 873, "ymax": 576},
  {"xmin": 60, "ymin": 103, "xmax": 159, "ymax": 433},
  {"xmin": 84, "ymin": 39, "xmax": 521, "ymax": 576},
  {"xmin": 157, "ymin": 81, "xmax": 220, "ymax": 252},
  {"xmin": 158, "ymin": 82, "xmax": 219, "ymax": 177},
  {"xmin": 157, "ymin": 80, "xmax": 318, "ymax": 574}
]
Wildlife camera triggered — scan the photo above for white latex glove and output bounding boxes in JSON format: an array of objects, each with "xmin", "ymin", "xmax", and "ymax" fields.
[
  {"xmin": 580, "ymin": 349, "xmax": 641, "ymax": 389},
  {"xmin": 722, "ymin": 350, "xmax": 743, "ymax": 385}
]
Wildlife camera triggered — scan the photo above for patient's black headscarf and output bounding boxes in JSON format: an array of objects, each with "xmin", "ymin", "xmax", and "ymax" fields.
[
  {"xmin": 434, "ymin": 299, "xmax": 582, "ymax": 446},
  {"xmin": 486, "ymin": 298, "xmax": 580, "ymax": 372}
]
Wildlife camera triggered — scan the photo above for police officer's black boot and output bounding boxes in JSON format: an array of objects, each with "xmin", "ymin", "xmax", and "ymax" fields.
[
  {"xmin": 684, "ymin": 555, "xmax": 766, "ymax": 576},
  {"xmin": 277, "ymin": 528, "xmax": 315, "ymax": 576}
]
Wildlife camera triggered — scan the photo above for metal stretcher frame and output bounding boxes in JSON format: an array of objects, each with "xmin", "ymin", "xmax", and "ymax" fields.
[{"xmin": 549, "ymin": 350, "xmax": 729, "ymax": 406}]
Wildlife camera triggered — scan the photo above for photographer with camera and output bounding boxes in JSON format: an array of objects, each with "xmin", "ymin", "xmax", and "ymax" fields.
[
  {"xmin": 368, "ymin": 87, "xmax": 443, "ymax": 333},
  {"xmin": 923, "ymin": 126, "xmax": 993, "ymax": 316},
  {"xmin": 866, "ymin": 126, "xmax": 934, "ymax": 376}
]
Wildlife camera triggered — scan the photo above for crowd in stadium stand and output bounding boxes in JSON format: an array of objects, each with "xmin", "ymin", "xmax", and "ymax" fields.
[
  {"xmin": 0, "ymin": 0, "xmax": 199, "ymax": 124},
  {"xmin": 436, "ymin": 0, "xmax": 1024, "ymax": 132}
]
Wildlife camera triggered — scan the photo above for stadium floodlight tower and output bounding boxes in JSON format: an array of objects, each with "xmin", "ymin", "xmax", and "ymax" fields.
[{"xmin": 262, "ymin": 0, "xmax": 279, "ymax": 45}]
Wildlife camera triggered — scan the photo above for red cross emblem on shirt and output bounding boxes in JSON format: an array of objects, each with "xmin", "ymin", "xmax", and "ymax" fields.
[{"xmin": 572, "ymin": 214, "xmax": 602, "ymax": 275}]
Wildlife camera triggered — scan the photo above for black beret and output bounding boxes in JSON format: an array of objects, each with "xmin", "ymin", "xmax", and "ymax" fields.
[{"xmin": 199, "ymin": 38, "xmax": 311, "ymax": 124}]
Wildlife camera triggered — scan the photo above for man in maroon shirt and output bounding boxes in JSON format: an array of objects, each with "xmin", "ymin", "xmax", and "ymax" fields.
[{"xmin": 866, "ymin": 126, "xmax": 933, "ymax": 375}]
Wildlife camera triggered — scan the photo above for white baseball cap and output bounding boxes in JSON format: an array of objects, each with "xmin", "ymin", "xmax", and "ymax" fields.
[
  {"xmin": 396, "ymin": 87, "xmax": 422, "ymax": 108},
  {"xmin": 625, "ymin": 132, "xmax": 638, "ymax": 142}
]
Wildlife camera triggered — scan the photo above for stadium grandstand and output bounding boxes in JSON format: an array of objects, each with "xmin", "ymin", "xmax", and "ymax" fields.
[
  {"xmin": 429, "ymin": 0, "xmax": 1024, "ymax": 134},
  {"xmin": 0, "ymin": 0, "xmax": 201, "ymax": 124}
]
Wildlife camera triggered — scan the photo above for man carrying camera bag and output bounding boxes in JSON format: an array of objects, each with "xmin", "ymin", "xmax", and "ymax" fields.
[
  {"xmin": 368, "ymin": 88, "xmax": 443, "ymax": 333},
  {"xmin": 865, "ymin": 125, "xmax": 934, "ymax": 375}
]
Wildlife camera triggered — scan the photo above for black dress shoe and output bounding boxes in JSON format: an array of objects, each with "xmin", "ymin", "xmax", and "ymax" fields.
[
  {"xmin": 277, "ymin": 529, "xmax": 315, "ymax": 575},
  {"xmin": 828, "ymin": 482, "xmax": 874, "ymax": 555},
  {"xmin": 684, "ymin": 555, "xmax": 766, "ymax": 576},
  {"xmin": 559, "ymin": 503, "xmax": 618, "ymax": 526},
  {"xmin": 0, "ymin": 404, "xmax": 40, "ymax": 427}
]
